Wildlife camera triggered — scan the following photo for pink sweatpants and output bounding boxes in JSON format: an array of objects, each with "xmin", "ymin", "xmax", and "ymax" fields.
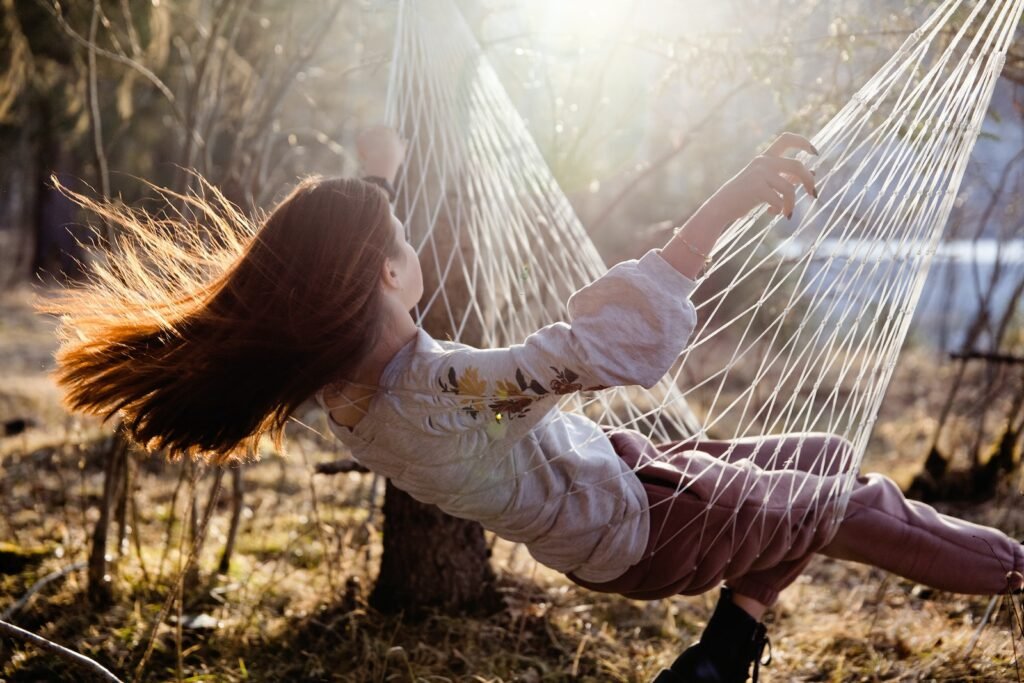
[{"xmin": 567, "ymin": 428, "xmax": 1024, "ymax": 605}]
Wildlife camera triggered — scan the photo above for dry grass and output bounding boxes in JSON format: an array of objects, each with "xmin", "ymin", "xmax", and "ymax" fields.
[{"xmin": 3, "ymin": 282, "xmax": 1024, "ymax": 682}]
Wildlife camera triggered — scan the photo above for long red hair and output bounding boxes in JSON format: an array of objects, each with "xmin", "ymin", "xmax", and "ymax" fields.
[{"xmin": 36, "ymin": 176, "xmax": 397, "ymax": 463}]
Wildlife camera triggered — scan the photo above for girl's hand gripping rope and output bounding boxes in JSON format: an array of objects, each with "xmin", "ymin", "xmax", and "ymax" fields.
[
  {"xmin": 705, "ymin": 131, "xmax": 819, "ymax": 222},
  {"xmin": 357, "ymin": 125, "xmax": 408, "ymax": 185},
  {"xmin": 660, "ymin": 132, "xmax": 819, "ymax": 279}
]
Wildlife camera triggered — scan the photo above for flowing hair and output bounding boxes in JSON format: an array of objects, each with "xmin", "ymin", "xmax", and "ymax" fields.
[{"xmin": 36, "ymin": 176, "xmax": 398, "ymax": 464}]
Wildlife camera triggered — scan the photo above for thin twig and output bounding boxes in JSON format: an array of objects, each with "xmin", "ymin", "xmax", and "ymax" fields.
[
  {"xmin": 132, "ymin": 465, "xmax": 222, "ymax": 681},
  {"xmin": 157, "ymin": 461, "xmax": 189, "ymax": 585},
  {"xmin": 965, "ymin": 594, "xmax": 1000, "ymax": 657},
  {"xmin": 0, "ymin": 618, "xmax": 124, "ymax": 682},
  {"xmin": 185, "ymin": 467, "xmax": 225, "ymax": 588},
  {"xmin": 87, "ymin": 0, "xmax": 113, "ymax": 247},
  {"xmin": 88, "ymin": 427, "xmax": 128, "ymax": 606},
  {"xmin": 590, "ymin": 81, "xmax": 750, "ymax": 233},
  {"xmin": 118, "ymin": 0, "xmax": 142, "ymax": 57},
  {"xmin": 1, "ymin": 562, "xmax": 86, "ymax": 620},
  {"xmin": 176, "ymin": 0, "xmax": 237, "ymax": 192},
  {"xmin": 297, "ymin": 440, "xmax": 335, "ymax": 592},
  {"xmin": 217, "ymin": 466, "xmax": 244, "ymax": 575},
  {"xmin": 129, "ymin": 469, "xmax": 152, "ymax": 589},
  {"xmin": 44, "ymin": 0, "xmax": 185, "ymax": 123}
]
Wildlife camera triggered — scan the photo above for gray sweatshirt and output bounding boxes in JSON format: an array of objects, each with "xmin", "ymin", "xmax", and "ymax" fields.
[{"xmin": 315, "ymin": 248, "xmax": 698, "ymax": 582}]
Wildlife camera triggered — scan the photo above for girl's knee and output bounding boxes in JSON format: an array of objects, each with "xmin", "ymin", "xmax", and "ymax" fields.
[
  {"xmin": 776, "ymin": 431, "xmax": 855, "ymax": 474},
  {"xmin": 807, "ymin": 431, "xmax": 853, "ymax": 452}
]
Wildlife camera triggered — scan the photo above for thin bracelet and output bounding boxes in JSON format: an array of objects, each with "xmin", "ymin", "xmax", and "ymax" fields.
[{"xmin": 673, "ymin": 226, "xmax": 713, "ymax": 268}]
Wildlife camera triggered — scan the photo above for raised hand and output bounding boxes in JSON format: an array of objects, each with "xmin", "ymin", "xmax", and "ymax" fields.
[
  {"xmin": 705, "ymin": 132, "xmax": 818, "ymax": 223},
  {"xmin": 659, "ymin": 132, "xmax": 820, "ymax": 279},
  {"xmin": 356, "ymin": 125, "xmax": 407, "ymax": 185}
]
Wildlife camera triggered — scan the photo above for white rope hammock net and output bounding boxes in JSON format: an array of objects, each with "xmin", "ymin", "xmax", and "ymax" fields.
[{"xmin": 374, "ymin": 0, "xmax": 1024, "ymax": 558}]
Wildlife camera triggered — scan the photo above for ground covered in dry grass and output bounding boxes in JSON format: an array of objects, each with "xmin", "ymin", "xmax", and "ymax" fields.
[{"xmin": 3, "ymin": 283, "xmax": 1024, "ymax": 682}]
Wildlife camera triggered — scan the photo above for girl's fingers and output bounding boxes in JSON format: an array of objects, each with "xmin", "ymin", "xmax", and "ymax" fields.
[
  {"xmin": 765, "ymin": 132, "xmax": 819, "ymax": 158},
  {"xmin": 756, "ymin": 185, "xmax": 785, "ymax": 216},
  {"xmin": 768, "ymin": 157, "xmax": 816, "ymax": 196},
  {"xmin": 751, "ymin": 156, "xmax": 815, "ymax": 198},
  {"xmin": 765, "ymin": 173, "xmax": 796, "ymax": 217}
]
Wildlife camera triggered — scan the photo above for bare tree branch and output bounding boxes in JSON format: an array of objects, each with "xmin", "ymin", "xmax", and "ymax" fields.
[
  {"xmin": 0, "ymin": 561, "xmax": 86, "ymax": 620},
  {"xmin": 44, "ymin": 0, "xmax": 186, "ymax": 125},
  {"xmin": 87, "ymin": 0, "xmax": 111, "ymax": 206},
  {"xmin": 590, "ymin": 81, "xmax": 750, "ymax": 232},
  {"xmin": 0, "ymin": 618, "xmax": 124, "ymax": 683},
  {"xmin": 132, "ymin": 466, "xmax": 222, "ymax": 681},
  {"xmin": 949, "ymin": 351, "xmax": 1024, "ymax": 365}
]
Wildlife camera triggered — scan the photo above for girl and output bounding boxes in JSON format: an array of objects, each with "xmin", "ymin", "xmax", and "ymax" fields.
[{"xmin": 43, "ymin": 126, "xmax": 1024, "ymax": 683}]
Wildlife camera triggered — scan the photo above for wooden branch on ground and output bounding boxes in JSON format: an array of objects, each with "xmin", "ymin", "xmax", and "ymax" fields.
[
  {"xmin": 949, "ymin": 351, "xmax": 1024, "ymax": 365},
  {"xmin": 1, "ymin": 561, "xmax": 86, "ymax": 620},
  {"xmin": 132, "ymin": 469, "xmax": 222, "ymax": 681},
  {"xmin": 89, "ymin": 426, "xmax": 129, "ymax": 607},
  {"xmin": 315, "ymin": 459, "xmax": 369, "ymax": 475},
  {"xmin": 218, "ymin": 466, "xmax": 244, "ymax": 574},
  {"xmin": 0, "ymin": 618, "xmax": 123, "ymax": 682}
]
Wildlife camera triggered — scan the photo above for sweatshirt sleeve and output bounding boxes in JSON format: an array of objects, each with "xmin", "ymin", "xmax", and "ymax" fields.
[{"xmin": 410, "ymin": 248, "xmax": 699, "ymax": 435}]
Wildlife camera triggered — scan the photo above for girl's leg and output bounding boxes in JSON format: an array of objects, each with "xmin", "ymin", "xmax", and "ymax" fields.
[
  {"xmin": 596, "ymin": 431, "xmax": 850, "ymax": 606},
  {"xmin": 647, "ymin": 430, "xmax": 854, "ymax": 606},
  {"xmin": 661, "ymin": 430, "xmax": 851, "ymax": 475},
  {"xmin": 591, "ymin": 429, "xmax": 851, "ymax": 683},
  {"xmin": 819, "ymin": 472, "xmax": 1024, "ymax": 593},
  {"xmin": 730, "ymin": 592, "xmax": 767, "ymax": 620},
  {"xmin": 604, "ymin": 428, "xmax": 1024, "ymax": 682},
  {"xmin": 656, "ymin": 428, "xmax": 1024, "ymax": 596},
  {"xmin": 665, "ymin": 432, "xmax": 1024, "ymax": 598}
]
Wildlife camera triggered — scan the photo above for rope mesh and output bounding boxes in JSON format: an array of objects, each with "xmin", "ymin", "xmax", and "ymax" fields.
[{"xmin": 356, "ymin": 0, "xmax": 1024, "ymax": 563}]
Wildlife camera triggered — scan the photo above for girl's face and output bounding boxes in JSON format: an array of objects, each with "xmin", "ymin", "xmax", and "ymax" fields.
[{"xmin": 389, "ymin": 213, "xmax": 424, "ymax": 312}]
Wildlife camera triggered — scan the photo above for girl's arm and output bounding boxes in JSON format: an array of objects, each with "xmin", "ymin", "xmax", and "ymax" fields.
[
  {"xmin": 392, "ymin": 132, "xmax": 817, "ymax": 439},
  {"xmin": 400, "ymin": 249, "xmax": 698, "ymax": 441},
  {"xmin": 660, "ymin": 132, "xmax": 818, "ymax": 279}
]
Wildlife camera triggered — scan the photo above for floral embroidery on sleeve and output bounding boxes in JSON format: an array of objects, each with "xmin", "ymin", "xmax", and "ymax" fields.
[
  {"xmin": 438, "ymin": 364, "xmax": 610, "ymax": 422},
  {"xmin": 550, "ymin": 368, "xmax": 582, "ymax": 394},
  {"xmin": 449, "ymin": 366, "xmax": 488, "ymax": 415},
  {"xmin": 490, "ymin": 378, "xmax": 536, "ymax": 420}
]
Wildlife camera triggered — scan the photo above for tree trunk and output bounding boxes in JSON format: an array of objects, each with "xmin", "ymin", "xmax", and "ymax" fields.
[
  {"xmin": 370, "ymin": 481, "xmax": 500, "ymax": 617},
  {"xmin": 367, "ymin": 74, "xmax": 505, "ymax": 613},
  {"xmin": 30, "ymin": 94, "xmax": 85, "ymax": 282},
  {"xmin": 87, "ymin": 425, "xmax": 129, "ymax": 607},
  {"xmin": 367, "ymin": 216, "xmax": 504, "ymax": 615},
  {"xmin": 366, "ymin": 270, "xmax": 503, "ymax": 613},
  {"xmin": 218, "ymin": 466, "xmax": 244, "ymax": 575}
]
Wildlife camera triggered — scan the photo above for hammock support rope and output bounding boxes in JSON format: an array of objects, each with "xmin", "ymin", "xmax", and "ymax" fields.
[{"xmin": 383, "ymin": 0, "xmax": 1024, "ymax": 554}]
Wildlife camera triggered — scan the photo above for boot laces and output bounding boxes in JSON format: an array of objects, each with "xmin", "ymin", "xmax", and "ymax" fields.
[{"xmin": 750, "ymin": 629, "xmax": 772, "ymax": 683}]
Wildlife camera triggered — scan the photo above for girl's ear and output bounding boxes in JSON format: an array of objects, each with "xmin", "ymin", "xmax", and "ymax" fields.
[{"xmin": 381, "ymin": 258, "xmax": 399, "ymax": 288}]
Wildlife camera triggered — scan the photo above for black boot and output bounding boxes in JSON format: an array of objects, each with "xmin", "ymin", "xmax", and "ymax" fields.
[{"xmin": 652, "ymin": 586, "xmax": 771, "ymax": 683}]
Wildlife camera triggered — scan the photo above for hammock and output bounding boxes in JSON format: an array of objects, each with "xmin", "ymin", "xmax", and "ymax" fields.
[{"xmin": 378, "ymin": 0, "xmax": 1023, "ymax": 556}]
